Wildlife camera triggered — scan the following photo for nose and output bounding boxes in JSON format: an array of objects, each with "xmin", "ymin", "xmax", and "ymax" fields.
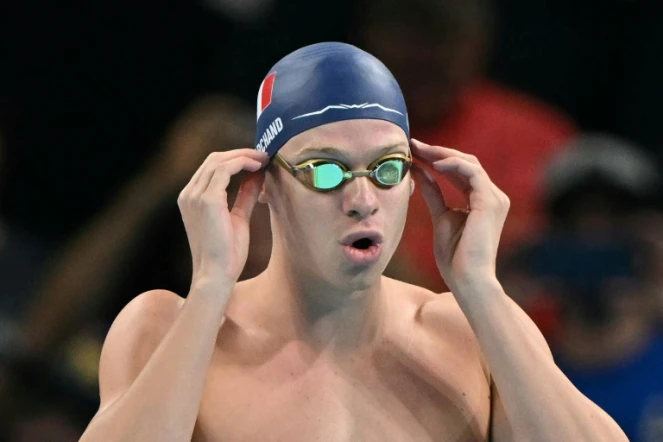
[{"xmin": 342, "ymin": 176, "xmax": 379, "ymax": 220}]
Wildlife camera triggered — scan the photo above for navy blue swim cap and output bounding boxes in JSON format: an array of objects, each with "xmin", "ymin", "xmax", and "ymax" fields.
[{"xmin": 254, "ymin": 42, "xmax": 410, "ymax": 158}]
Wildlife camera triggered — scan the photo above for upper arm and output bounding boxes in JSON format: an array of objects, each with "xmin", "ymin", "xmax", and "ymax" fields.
[
  {"xmin": 488, "ymin": 295, "xmax": 628, "ymax": 441},
  {"xmin": 489, "ymin": 294, "xmax": 554, "ymax": 441},
  {"xmin": 96, "ymin": 289, "xmax": 184, "ymax": 414},
  {"xmin": 502, "ymin": 294, "xmax": 554, "ymax": 359},
  {"xmin": 488, "ymin": 380, "xmax": 512, "ymax": 442}
]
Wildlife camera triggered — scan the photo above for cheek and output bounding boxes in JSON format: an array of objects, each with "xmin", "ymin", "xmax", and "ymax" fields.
[
  {"xmin": 279, "ymin": 191, "xmax": 338, "ymax": 250},
  {"xmin": 390, "ymin": 183, "xmax": 412, "ymax": 211},
  {"xmin": 382, "ymin": 188, "xmax": 411, "ymax": 233}
]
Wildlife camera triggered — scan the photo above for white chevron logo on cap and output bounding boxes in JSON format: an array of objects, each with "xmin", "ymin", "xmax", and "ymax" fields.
[{"xmin": 292, "ymin": 103, "xmax": 404, "ymax": 120}]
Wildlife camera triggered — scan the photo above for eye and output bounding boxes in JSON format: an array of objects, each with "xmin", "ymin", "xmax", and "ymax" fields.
[
  {"xmin": 375, "ymin": 159, "xmax": 406, "ymax": 185},
  {"xmin": 312, "ymin": 162, "xmax": 345, "ymax": 189}
]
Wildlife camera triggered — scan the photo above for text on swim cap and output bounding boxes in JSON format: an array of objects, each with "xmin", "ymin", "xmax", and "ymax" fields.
[{"xmin": 256, "ymin": 117, "xmax": 283, "ymax": 152}]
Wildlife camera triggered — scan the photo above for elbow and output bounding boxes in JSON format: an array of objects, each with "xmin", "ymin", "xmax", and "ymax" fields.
[
  {"xmin": 554, "ymin": 420, "xmax": 628, "ymax": 442},
  {"xmin": 548, "ymin": 396, "xmax": 629, "ymax": 442},
  {"xmin": 602, "ymin": 423, "xmax": 629, "ymax": 442},
  {"xmin": 575, "ymin": 409, "xmax": 629, "ymax": 442},
  {"xmin": 590, "ymin": 426, "xmax": 629, "ymax": 442}
]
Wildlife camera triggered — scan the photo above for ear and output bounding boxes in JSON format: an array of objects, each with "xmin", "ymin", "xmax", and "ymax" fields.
[
  {"xmin": 409, "ymin": 179, "xmax": 415, "ymax": 196},
  {"xmin": 258, "ymin": 182, "xmax": 268, "ymax": 204},
  {"xmin": 258, "ymin": 171, "xmax": 272, "ymax": 204}
]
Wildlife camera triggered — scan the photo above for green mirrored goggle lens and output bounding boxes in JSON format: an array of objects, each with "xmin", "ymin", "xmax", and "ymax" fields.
[
  {"xmin": 375, "ymin": 159, "xmax": 405, "ymax": 185},
  {"xmin": 312, "ymin": 163, "xmax": 345, "ymax": 189},
  {"xmin": 309, "ymin": 158, "xmax": 407, "ymax": 189}
]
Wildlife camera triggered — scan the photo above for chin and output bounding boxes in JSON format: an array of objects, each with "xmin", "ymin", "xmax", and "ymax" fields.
[
  {"xmin": 335, "ymin": 262, "xmax": 387, "ymax": 291},
  {"xmin": 296, "ymin": 246, "xmax": 393, "ymax": 291}
]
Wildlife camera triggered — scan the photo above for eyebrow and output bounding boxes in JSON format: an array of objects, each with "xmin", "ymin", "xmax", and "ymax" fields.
[{"xmin": 294, "ymin": 142, "xmax": 409, "ymax": 162}]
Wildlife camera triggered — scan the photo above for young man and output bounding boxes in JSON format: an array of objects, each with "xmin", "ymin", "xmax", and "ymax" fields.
[{"xmin": 81, "ymin": 43, "xmax": 626, "ymax": 441}]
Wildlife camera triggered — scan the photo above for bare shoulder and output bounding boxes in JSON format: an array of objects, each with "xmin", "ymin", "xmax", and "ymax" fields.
[
  {"xmin": 386, "ymin": 277, "xmax": 489, "ymax": 376},
  {"xmin": 390, "ymin": 277, "xmax": 550, "ymax": 346},
  {"xmin": 97, "ymin": 289, "xmax": 185, "ymax": 412},
  {"xmin": 387, "ymin": 277, "xmax": 475, "ymax": 339},
  {"xmin": 389, "ymin": 277, "xmax": 553, "ymax": 368}
]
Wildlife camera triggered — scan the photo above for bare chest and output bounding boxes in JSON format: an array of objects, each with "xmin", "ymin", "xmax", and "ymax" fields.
[{"xmin": 193, "ymin": 343, "xmax": 491, "ymax": 442}]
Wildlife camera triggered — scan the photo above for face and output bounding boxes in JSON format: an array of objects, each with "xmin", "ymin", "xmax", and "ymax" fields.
[{"xmin": 263, "ymin": 119, "xmax": 412, "ymax": 290}]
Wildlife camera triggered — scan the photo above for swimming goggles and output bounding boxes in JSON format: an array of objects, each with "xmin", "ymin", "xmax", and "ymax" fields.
[{"xmin": 272, "ymin": 151, "xmax": 412, "ymax": 192}]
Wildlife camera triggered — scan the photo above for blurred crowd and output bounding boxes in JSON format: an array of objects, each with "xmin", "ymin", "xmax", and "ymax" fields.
[{"xmin": 1, "ymin": 0, "xmax": 663, "ymax": 440}]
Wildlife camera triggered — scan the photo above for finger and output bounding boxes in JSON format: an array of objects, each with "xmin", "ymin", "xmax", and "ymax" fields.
[
  {"xmin": 180, "ymin": 156, "xmax": 210, "ymax": 199},
  {"xmin": 432, "ymin": 157, "xmax": 492, "ymax": 195},
  {"xmin": 191, "ymin": 149, "xmax": 269, "ymax": 188},
  {"xmin": 410, "ymin": 164, "xmax": 448, "ymax": 221},
  {"xmin": 224, "ymin": 148, "xmax": 270, "ymax": 163},
  {"xmin": 230, "ymin": 171, "xmax": 266, "ymax": 224},
  {"xmin": 204, "ymin": 157, "xmax": 264, "ymax": 197},
  {"xmin": 194, "ymin": 156, "xmax": 263, "ymax": 196},
  {"xmin": 411, "ymin": 138, "xmax": 480, "ymax": 165}
]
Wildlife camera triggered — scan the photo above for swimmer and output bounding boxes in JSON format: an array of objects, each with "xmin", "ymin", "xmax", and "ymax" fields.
[{"xmin": 80, "ymin": 43, "xmax": 628, "ymax": 441}]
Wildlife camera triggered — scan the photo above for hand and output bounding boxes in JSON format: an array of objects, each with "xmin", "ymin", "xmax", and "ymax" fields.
[
  {"xmin": 409, "ymin": 138, "xmax": 510, "ymax": 288},
  {"xmin": 177, "ymin": 149, "xmax": 269, "ymax": 287}
]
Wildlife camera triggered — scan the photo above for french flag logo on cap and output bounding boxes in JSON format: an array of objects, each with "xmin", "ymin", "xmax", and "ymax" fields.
[{"xmin": 256, "ymin": 72, "xmax": 277, "ymax": 120}]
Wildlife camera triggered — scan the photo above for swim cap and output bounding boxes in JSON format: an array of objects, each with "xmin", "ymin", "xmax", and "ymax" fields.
[{"xmin": 254, "ymin": 42, "xmax": 409, "ymax": 158}]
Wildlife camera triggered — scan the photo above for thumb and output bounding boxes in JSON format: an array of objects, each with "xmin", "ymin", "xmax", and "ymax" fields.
[
  {"xmin": 230, "ymin": 171, "xmax": 265, "ymax": 223},
  {"xmin": 410, "ymin": 164, "xmax": 448, "ymax": 221}
]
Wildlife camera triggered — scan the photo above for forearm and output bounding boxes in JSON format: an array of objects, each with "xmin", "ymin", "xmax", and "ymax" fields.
[
  {"xmin": 22, "ymin": 168, "xmax": 174, "ymax": 354},
  {"xmin": 450, "ymin": 277, "xmax": 627, "ymax": 442},
  {"xmin": 80, "ymin": 280, "xmax": 228, "ymax": 442}
]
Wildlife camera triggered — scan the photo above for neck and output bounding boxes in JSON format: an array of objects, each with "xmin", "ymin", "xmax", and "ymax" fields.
[{"xmin": 252, "ymin": 251, "xmax": 388, "ymax": 358}]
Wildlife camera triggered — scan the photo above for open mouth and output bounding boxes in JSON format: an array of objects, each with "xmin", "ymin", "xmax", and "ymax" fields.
[
  {"xmin": 351, "ymin": 238, "xmax": 374, "ymax": 250},
  {"xmin": 341, "ymin": 231, "xmax": 384, "ymax": 265}
]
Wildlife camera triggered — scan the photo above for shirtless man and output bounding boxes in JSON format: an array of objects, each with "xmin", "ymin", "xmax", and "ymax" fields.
[{"xmin": 80, "ymin": 43, "xmax": 627, "ymax": 442}]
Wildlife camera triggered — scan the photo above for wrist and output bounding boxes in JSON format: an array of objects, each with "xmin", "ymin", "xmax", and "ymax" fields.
[
  {"xmin": 447, "ymin": 272, "xmax": 502, "ymax": 298},
  {"xmin": 190, "ymin": 275, "xmax": 235, "ymax": 299},
  {"xmin": 186, "ymin": 278, "xmax": 235, "ymax": 320}
]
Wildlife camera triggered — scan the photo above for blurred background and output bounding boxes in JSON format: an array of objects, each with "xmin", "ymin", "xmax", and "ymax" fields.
[{"xmin": 1, "ymin": 0, "xmax": 663, "ymax": 440}]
